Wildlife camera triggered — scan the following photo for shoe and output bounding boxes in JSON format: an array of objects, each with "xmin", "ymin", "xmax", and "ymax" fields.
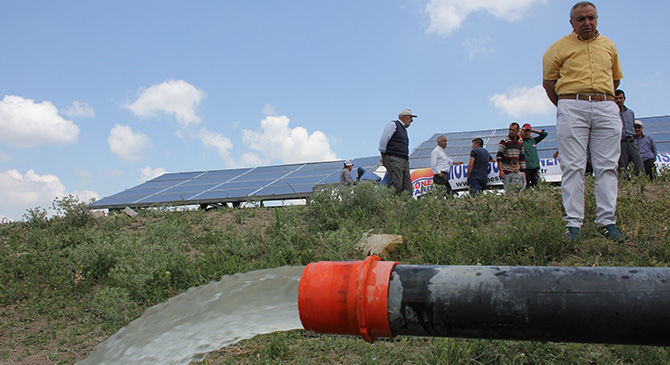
[
  {"xmin": 598, "ymin": 224, "xmax": 625, "ymax": 243},
  {"xmin": 565, "ymin": 227, "xmax": 582, "ymax": 242}
]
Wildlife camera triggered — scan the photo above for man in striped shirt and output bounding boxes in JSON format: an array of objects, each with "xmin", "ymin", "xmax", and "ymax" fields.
[{"xmin": 496, "ymin": 122, "xmax": 526, "ymax": 182}]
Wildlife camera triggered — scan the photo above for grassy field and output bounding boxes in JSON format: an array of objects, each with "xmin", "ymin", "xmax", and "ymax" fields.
[{"xmin": 1, "ymin": 174, "xmax": 669, "ymax": 364}]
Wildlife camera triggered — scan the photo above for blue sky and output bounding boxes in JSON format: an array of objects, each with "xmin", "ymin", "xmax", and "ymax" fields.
[{"xmin": 1, "ymin": 0, "xmax": 668, "ymax": 220}]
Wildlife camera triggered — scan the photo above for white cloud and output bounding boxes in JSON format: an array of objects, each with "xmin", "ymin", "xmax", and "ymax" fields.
[
  {"xmin": 0, "ymin": 151, "xmax": 12, "ymax": 162},
  {"xmin": 199, "ymin": 129, "xmax": 235, "ymax": 167},
  {"xmin": 139, "ymin": 165, "xmax": 166, "ymax": 183},
  {"xmin": 0, "ymin": 169, "xmax": 65, "ymax": 221},
  {"xmin": 0, "ymin": 95, "xmax": 80, "ymax": 147},
  {"xmin": 239, "ymin": 152, "xmax": 271, "ymax": 167},
  {"xmin": 0, "ymin": 169, "xmax": 101, "ymax": 221},
  {"xmin": 68, "ymin": 190, "xmax": 100, "ymax": 204},
  {"xmin": 462, "ymin": 35, "xmax": 494, "ymax": 60},
  {"xmin": 242, "ymin": 115, "xmax": 337, "ymax": 164},
  {"xmin": 126, "ymin": 80, "xmax": 206, "ymax": 128},
  {"xmin": 425, "ymin": 0, "xmax": 542, "ymax": 36},
  {"xmin": 102, "ymin": 169, "xmax": 125, "ymax": 178},
  {"xmin": 75, "ymin": 169, "xmax": 93, "ymax": 178},
  {"xmin": 489, "ymin": 85, "xmax": 555, "ymax": 117},
  {"xmin": 108, "ymin": 124, "xmax": 152, "ymax": 161},
  {"xmin": 75, "ymin": 169, "xmax": 93, "ymax": 185},
  {"xmin": 263, "ymin": 104, "xmax": 279, "ymax": 116},
  {"xmin": 61, "ymin": 100, "xmax": 95, "ymax": 119}
]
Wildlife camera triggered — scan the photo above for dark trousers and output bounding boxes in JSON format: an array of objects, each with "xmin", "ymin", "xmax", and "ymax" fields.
[
  {"xmin": 618, "ymin": 137, "xmax": 644, "ymax": 176},
  {"xmin": 643, "ymin": 159, "xmax": 656, "ymax": 181},
  {"xmin": 468, "ymin": 175, "xmax": 487, "ymax": 197},
  {"xmin": 526, "ymin": 168, "xmax": 540, "ymax": 188},
  {"xmin": 386, "ymin": 155, "xmax": 412, "ymax": 195},
  {"xmin": 433, "ymin": 172, "xmax": 453, "ymax": 194}
]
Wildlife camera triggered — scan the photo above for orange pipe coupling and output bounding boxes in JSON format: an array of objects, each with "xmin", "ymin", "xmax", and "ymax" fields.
[{"xmin": 298, "ymin": 255, "xmax": 397, "ymax": 343}]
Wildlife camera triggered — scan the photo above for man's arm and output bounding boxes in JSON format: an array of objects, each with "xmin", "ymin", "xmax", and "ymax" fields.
[
  {"xmin": 613, "ymin": 79, "xmax": 620, "ymax": 91},
  {"xmin": 467, "ymin": 157, "xmax": 475, "ymax": 178},
  {"xmin": 543, "ymin": 79, "xmax": 558, "ymax": 106},
  {"xmin": 378, "ymin": 122, "xmax": 396, "ymax": 154},
  {"xmin": 379, "ymin": 122, "xmax": 396, "ymax": 167},
  {"xmin": 496, "ymin": 141, "xmax": 506, "ymax": 178},
  {"xmin": 651, "ymin": 137, "xmax": 658, "ymax": 157},
  {"xmin": 533, "ymin": 129, "xmax": 548, "ymax": 143},
  {"xmin": 430, "ymin": 148, "xmax": 440, "ymax": 175}
]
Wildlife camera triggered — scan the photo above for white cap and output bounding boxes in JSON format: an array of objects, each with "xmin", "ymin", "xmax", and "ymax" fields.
[
  {"xmin": 344, "ymin": 160, "xmax": 354, "ymax": 166},
  {"xmin": 399, "ymin": 108, "xmax": 417, "ymax": 118},
  {"xmin": 634, "ymin": 120, "xmax": 643, "ymax": 127}
]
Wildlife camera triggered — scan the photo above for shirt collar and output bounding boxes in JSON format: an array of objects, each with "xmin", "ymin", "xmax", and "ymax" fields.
[{"xmin": 573, "ymin": 29, "xmax": 600, "ymax": 42}]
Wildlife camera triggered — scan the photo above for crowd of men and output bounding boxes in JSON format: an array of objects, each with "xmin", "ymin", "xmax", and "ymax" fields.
[{"xmin": 338, "ymin": 2, "xmax": 661, "ymax": 244}]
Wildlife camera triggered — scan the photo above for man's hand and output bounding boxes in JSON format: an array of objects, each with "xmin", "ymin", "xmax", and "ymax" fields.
[{"xmin": 543, "ymin": 79, "xmax": 558, "ymax": 106}]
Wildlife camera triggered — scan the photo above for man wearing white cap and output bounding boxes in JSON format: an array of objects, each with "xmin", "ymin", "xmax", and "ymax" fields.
[
  {"xmin": 339, "ymin": 160, "xmax": 354, "ymax": 186},
  {"xmin": 379, "ymin": 109, "xmax": 416, "ymax": 195},
  {"xmin": 634, "ymin": 120, "xmax": 657, "ymax": 180}
]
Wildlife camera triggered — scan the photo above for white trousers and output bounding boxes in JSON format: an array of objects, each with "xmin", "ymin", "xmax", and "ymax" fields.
[{"xmin": 556, "ymin": 100, "xmax": 621, "ymax": 228}]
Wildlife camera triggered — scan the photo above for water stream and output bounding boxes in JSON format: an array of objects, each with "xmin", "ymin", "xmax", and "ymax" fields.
[{"xmin": 79, "ymin": 266, "xmax": 305, "ymax": 364}]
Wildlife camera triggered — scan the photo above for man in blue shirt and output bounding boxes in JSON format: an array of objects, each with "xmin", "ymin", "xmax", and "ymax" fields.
[
  {"xmin": 614, "ymin": 89, "xmax": 643, "ymax": 177},
  {"xmin": 467, "ymin": 138, "xmax": 495, "ymax": 196},
  {"xmin": 634, "ymin": 120, "xmax": 658, "ymax": 180}
]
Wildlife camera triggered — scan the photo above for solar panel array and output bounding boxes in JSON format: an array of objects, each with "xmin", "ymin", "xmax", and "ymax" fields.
[
  {"xmin": 90, "ymin": 156, "xmax": 381, "ymax": 210},
  {"xmin": 91, "ymin": 115, "xmax": 670, "ymax": 211}
]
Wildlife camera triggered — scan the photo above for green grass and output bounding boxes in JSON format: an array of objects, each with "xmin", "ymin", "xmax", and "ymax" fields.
[{"xmin": 1, "ymin": 175, "xmax": 670, "ymax": 364}]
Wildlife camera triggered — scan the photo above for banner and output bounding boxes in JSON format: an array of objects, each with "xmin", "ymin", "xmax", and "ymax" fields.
[{"xmin": 409, "ymin": 153, "xmax": 670, "ymax": 197}]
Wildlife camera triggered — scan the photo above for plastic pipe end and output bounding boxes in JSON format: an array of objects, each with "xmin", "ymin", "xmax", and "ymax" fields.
[{"xmin": 298, "ymin": 255, "xmax": 397, "ymax": 343}]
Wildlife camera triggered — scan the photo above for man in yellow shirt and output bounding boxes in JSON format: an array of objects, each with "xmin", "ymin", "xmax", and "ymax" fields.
[{"xmin": 542, "ymin": 1, "xmax": 625, "ymax": 243}]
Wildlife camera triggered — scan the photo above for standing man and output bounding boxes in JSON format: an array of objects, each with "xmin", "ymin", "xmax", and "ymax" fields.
[
  {"xmin": 379, "ymin": 108, "xmax": 416, "ymax": 195},
  {"xmin": 614, "ymin": 89, "xmax": 643, "ymax": 177},
  {"xmin": 542, "ymin": 1, "xmax": 625, "ymax": 243},
  {"xmin": 496, "ymin": 122, "xmax": 526, "ymax": 181},
  {"xmin": 521, "ymin": 123, "xmax": 549, "ymax": 188},
  {"xmin": 339, "ymin": 160, "xmax": 354, "ymax": 186},
  {"xmin": 467, "ymin": 138, "xmax": 496, "ymax": 196},
  {"xmin": 634, "ymin": 120, "xmax": 658, "ymax": 180},
  {"xmin": 431, "ymin": 135, "xmax": 463, "ymax": 195}
]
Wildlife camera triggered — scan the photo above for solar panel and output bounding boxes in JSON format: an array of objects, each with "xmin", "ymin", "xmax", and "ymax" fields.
[
  {"xmin": 90, "ymin": 156, "xmax": 382, "ymax": 210},
  {"xmin": 91, "ymin": 116, "xmax": 670, "ymax": 211}
]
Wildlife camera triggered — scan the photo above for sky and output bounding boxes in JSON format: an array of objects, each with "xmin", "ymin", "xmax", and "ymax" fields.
[{"xmin": 1, "ymin": 0, "xmax": 669, "ymax": 221}]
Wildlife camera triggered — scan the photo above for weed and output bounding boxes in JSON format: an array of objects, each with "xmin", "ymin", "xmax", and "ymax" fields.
[{"xmin": 1, "ymin": 177, "xmax": 670, "ymax": 363}]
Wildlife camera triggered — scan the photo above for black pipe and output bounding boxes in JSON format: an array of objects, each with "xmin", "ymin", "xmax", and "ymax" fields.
[{"xmin": 387, "ymin": 265, "xmax": 670, "ymax": 346}]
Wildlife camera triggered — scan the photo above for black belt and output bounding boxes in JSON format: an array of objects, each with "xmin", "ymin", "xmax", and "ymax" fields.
[{"xmin": 558, "ymin": 94, "xmax": 614, "ymax": 102}]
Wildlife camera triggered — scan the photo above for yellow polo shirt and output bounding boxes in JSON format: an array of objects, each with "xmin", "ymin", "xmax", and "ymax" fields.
[{"xmin": 543, "ymin": 31, "xmax": 623, "ymax": 96}]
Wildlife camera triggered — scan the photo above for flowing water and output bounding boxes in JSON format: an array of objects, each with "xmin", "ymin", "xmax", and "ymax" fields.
[{"xmin": 79, "ymin": 266, "xmax": 305, "ymax": 364}]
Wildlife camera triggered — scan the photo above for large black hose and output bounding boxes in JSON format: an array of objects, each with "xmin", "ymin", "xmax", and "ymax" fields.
[
  {"xmin": 388, "ymin": 265, "xmax": 670, "ymax": 346},
  {"xmin": 298, "ymin": 257, "xmax": 670, "ymax": 346}
]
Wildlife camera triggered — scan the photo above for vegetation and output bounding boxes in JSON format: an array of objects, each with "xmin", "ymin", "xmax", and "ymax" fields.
[{"xmin": 1, "ymin": 174, "xmax": 669, "ymax": 364}]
